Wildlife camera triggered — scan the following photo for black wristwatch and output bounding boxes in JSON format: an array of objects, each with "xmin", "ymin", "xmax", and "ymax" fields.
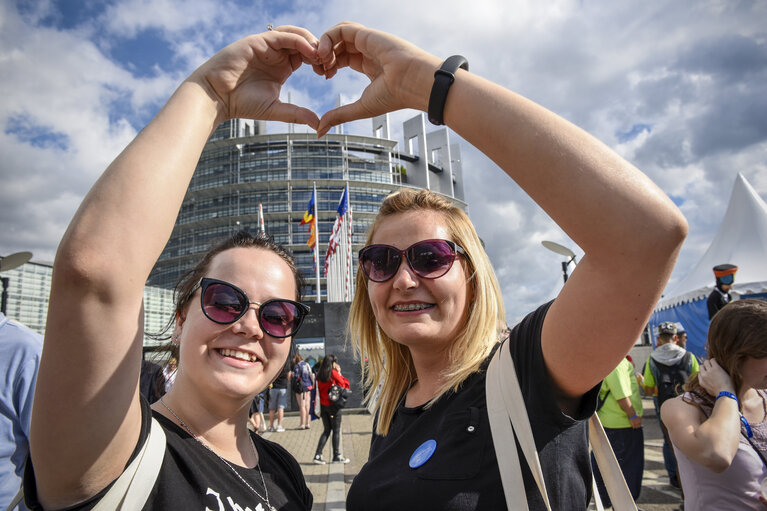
[{"xmin": 427, "ymin": 55, "xmax": 469, "ymax": 126}]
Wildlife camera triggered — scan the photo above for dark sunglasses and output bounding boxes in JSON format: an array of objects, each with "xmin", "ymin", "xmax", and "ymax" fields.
[
  {"xmin": 193, "ymin": 278, "xmax": 309, "ymax": 338},
  {"xmin": 358, "ymin": 239, "xmax": 466, "ymax": 283}
]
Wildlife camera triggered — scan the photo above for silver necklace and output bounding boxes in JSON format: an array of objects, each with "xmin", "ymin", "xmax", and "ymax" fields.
[{"xmin": 159, "ymin": 398, "xmax": 277, "ymax": 511}]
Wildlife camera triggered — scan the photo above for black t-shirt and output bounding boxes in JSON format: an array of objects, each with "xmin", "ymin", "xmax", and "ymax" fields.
[
  {"xmin": 346, "ymin": 301, "xmax": 599, "ymax": 511},
  {"xmin": 24, "ymin": 398, "xmax": 312, "ymax": 510},
  {"xmin": 271, "ymin": 365, "xmax": 289, "ymax": 389}
]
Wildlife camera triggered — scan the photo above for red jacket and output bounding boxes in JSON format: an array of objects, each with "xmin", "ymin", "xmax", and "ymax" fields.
[{"xmin": 317, "ymin": 369, "xmax": 350, "ymax": 406}]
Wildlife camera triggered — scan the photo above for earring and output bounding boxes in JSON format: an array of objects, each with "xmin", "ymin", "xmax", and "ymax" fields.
[{"xmin": 172, "ymin": 333, "xmax": 179, "ymax": 344}]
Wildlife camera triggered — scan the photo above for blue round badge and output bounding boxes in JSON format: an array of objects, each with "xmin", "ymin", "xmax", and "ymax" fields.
[{"xmin": 409, "ymin": 439, "xmax": 437, "ymax": 469}]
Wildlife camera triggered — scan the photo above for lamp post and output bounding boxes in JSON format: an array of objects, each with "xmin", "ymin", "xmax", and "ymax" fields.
[
  {"xmin": 541, "ymin": 241, "xmax": 577, "ymax": 284},
  {"xmin": 0, "ymin": 251, "xmax": 33, "ymax": 315}
]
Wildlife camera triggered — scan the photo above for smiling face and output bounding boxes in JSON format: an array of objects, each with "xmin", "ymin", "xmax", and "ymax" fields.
[
  {"xmin": 173, "ymin": 246, "xmax": 297, "ymax": 401},
  {"xmin": 366, "ymin": 210, "xmax": 471, "ymax": 354}
]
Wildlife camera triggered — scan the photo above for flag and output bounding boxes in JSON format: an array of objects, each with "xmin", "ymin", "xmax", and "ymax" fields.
[
  {"xmin": 299, "ymin": 193, "xmax": 316, "ymax": 249},
  {"xmin": 324, "ymin": 185, "xmax": 353, "ymax": 302},
  {"xmin": 324, "ymin": 187, "xmax": 349, "ymax": 276}
]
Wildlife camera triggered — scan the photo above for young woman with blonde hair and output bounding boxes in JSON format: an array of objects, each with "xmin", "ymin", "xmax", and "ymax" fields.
[{"xmin": 312, "ymin": 21, "xmax": 689, "ymax": 510}]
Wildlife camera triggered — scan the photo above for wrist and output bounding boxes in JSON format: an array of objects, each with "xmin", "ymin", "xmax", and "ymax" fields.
[
  {"xmin": 428, "ymin": 55, "xmax": 469, "ymax": 125},
  {"xmin": 628, "ymin": 413, "xmax": 639, "ymax": 420},
  {"xmin": 716, "ymin": 390, "xmax": 739, "ymax": 405},
  {"xmin": 183, "ymin": 73, "xmax": 228, "ymax": 127}
]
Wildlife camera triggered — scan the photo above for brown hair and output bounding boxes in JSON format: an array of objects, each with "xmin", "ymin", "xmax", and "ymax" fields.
[
  {"xmin": 292, "ymin": 353, "xmax": 303, "ymax": 366},
  {"xmin": 348, "ymin": 188, "xmax": 505, "ymax": 435},
  {"xmin": 683, "ymin": 299, "xmax": 767, "ymax": 409}
]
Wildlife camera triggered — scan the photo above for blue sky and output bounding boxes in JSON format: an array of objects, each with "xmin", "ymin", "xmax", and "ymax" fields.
[{"xmin": 1, "ymin": 0, "xmax": 766, "ymax": 321}]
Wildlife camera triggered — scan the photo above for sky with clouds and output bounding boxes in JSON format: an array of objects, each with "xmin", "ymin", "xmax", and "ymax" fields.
[{"xmin": 1, "ymin": 0, "xmax": 766, "ymax": 322}]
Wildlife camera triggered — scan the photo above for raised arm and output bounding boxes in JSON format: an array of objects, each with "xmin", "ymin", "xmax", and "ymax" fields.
[
  {"xmin": 661, "ymin": 359, "xmax": 741, "ymax": 472},
  {"xmin": 317, "ymin": 22, "xmax": 687, "ymax": 403},
  {"xmin": 31, "ymin": 27, "xmax": 321, "ymax": 508}
]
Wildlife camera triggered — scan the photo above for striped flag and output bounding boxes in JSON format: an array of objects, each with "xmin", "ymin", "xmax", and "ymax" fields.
[{"xmin": 324, "ymin": 185, "xmax": 353, "ymax": 302}]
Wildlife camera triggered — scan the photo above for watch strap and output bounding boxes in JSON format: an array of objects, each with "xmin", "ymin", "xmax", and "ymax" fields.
[{"xmin": 427, "ymin": 55, "xmax": 469, "ymax": 125}]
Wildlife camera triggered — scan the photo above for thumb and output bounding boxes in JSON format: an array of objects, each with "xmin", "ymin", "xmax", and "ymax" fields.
[
  {"xmin": 317, "ymin": 101, "xmax": 376, "ymax": 138},
  {"xmin": 267, "ymin": 102, "xmax": 320, "ymax": 130}
]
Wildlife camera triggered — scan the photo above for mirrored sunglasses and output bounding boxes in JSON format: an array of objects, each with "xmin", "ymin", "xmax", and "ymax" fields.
[
  {"xmin": 358, "ymin": 239, "xmax": 466, "ymax": 283},
  {"xmin": 194, "ymin": 278, "xmax": 309, "ymax": 338}
]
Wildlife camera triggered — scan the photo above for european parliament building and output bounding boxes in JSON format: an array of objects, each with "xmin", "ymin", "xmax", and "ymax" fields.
[{"xmin": 147, "ymin": 112, "xmax": 467, "ymax": 301}]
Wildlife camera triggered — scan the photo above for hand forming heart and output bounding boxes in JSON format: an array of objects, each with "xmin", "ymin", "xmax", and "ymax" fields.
[{"xmin": 189, "ymin": 22, "xmax": 442, "ymax": 138}]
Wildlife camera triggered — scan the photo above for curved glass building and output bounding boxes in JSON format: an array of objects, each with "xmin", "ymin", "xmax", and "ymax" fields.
[{"xmin": 148, "ymin": 113, "xmax": 466, "ymax": 302}]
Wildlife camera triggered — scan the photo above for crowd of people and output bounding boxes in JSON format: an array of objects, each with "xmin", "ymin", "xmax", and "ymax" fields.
[{"xmin": 0, "ymin": 19, "xmax": 764, "ymax": 511}]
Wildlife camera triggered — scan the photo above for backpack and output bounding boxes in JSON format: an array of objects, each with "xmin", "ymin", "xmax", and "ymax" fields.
[
  {"xmin": 292, "ymin": 362, "xmax": 306, "ymax": 393},
  {"xmin": 649, "ymin": 352, "xmax": 692, "ymax": 407}
]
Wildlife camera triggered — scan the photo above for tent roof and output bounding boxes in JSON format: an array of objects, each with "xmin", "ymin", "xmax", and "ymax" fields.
[{"xmin": 658, "ymin": 173, "xmax": 767, "ymax": 309}]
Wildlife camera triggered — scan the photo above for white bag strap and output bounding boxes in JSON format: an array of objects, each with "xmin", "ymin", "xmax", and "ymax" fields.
[
  {"xmin": 487, "ymin": 343, "xmax": 552, "ymax": 511},
  {"xmin": 588, "ymin": 413, "xmax": 638, "ymax": 511},
  {"xmin": 6, "ymin": 418, "xmax": 166, "ymax": 511},
  {"xmin": 6, "ymin": 486, "xmax": 23, "ymax": 511},
  {"xmin": 487, "ymin": 342, "xmax": 637, "ymax": 511},
  {"xmin": 93, "ymin": 417, "xmax": 167, "ymax": 511}
]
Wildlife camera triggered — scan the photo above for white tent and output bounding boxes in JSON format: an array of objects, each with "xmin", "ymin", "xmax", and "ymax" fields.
[{"xmin": 651, "ymin": 173, "xmax": 767, "ymax": 356}]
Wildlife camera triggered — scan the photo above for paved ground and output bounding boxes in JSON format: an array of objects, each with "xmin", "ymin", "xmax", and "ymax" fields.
[{"xmin": 262, "ymin": 398, "xmax": 683, "ymax": 510}]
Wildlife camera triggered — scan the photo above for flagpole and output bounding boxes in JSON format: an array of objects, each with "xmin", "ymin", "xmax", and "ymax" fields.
[
  {"xmin": 258, "ymin": 203, "xmax": 265, "ymax": 235},
  {"xmin": 312, "ymin": 183, "xmax": 321, "ymax": 303}
]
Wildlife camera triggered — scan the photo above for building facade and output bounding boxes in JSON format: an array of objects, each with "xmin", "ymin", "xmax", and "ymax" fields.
[
  {"xmin": 0, "ymin": 258, "xmax": 174, "ymax": 346},
  {"xmin": 148, "ymin": 112, "xmax": 466, "ymax": 303}
]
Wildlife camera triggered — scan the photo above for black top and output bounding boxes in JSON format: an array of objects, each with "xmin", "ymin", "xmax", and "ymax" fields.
[
  {"xmin": 271, "ymin": 365, "xmax": 290, "ymax": 389},
  {"xmin": 346, "ymin": 301, "xmax": 599, "ymax": 511},
  {"xmin": 24, "ymin": 398, "xmax": 312, "ymax": 510},
  {"xmin": 707, "ymin": 287, "xmax": 730, "ymax": 320}
]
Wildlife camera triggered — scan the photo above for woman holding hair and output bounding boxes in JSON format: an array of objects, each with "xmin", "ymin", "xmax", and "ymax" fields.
[
  {"xmin": 26, "ymin": 26, "xmax": 322, "ymax": 510},
  {"xmin": 313, "ymin": 354, "xmax": 351, "ymax": 464},
  {"xmin": 290, "ymin": 353, "xmax": 314, "ymax": 430},
  {"xmin": 313, "ymin": 22, "xmax": 688, "ymax": 509},
  {"xmin": 661, "ymin": 299, "xmax": 767, "ymax": 510}
]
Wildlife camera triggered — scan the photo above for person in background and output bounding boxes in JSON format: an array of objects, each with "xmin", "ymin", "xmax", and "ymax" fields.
[
  {"xmin": 592, "ymin": 356, "xmax": 644, "ymax": 506},
  {"xmin": 248, "ymin": 391, "xmax": 266, "ymax": 434},
  {"xmin": 662, "ymin": 299, "xmax": 767, "ymax": 510},
  {"xmin": 139, "ymin": 358, "xmax": 166, "ymax": 404},
  {"xmin": 639, "ymin": 321, "xmax": 699, "ymax": 489},
  {"xmin": 318, "ymin": 22, "xmax": 687, "ymax": 510},
  {"xmin": 290, "ymin": 353, "xmax": 314, "ymax": 430},
  {"xmin": 269, "ymin": 364, "xmax": 290, "ymax": 432},
  {"xmin": 707, "ymin": 264, "xmax": 738, "ymax": 320},
  {"xmin": 674, "ymin": 323, "xmax": 688, "ymax": 349},
  {"xmin": 313, "ymin": 354, "xmax": 351, "ymax": 464},
  {"xmin": 0, "ymin": 312, "xmax": 42, "ymax": 511},
  {"xmin": 162, "ymin": 356, "xmax": 177, "ymax": 394}
]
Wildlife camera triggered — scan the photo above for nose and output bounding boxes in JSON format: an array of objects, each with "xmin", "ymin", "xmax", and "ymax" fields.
[
  {"xmin": 232, "ymin": 303, "xmax": 265, "ymax": 338},
  {"xmin": 391, "ymin": 257, "xmax": 418, "ymax": 290}
]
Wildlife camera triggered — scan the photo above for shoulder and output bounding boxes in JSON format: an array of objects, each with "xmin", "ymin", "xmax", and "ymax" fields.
[
  {"xmin": 506, "ymin": 301, "xmax": 553, "ymax": 361},
  {"xmin": 0, "ymin": 315, "xmax": 43, "ymax": 353},
  {"xmin": 662, "ymin": 393, "xmax": 704, "ymax": 426}
]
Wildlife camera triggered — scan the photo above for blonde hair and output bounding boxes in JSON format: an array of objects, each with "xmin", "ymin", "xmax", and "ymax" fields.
[{"xmin": 348, "ymin": 189, "xmax": 506, "ymax": 435}]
